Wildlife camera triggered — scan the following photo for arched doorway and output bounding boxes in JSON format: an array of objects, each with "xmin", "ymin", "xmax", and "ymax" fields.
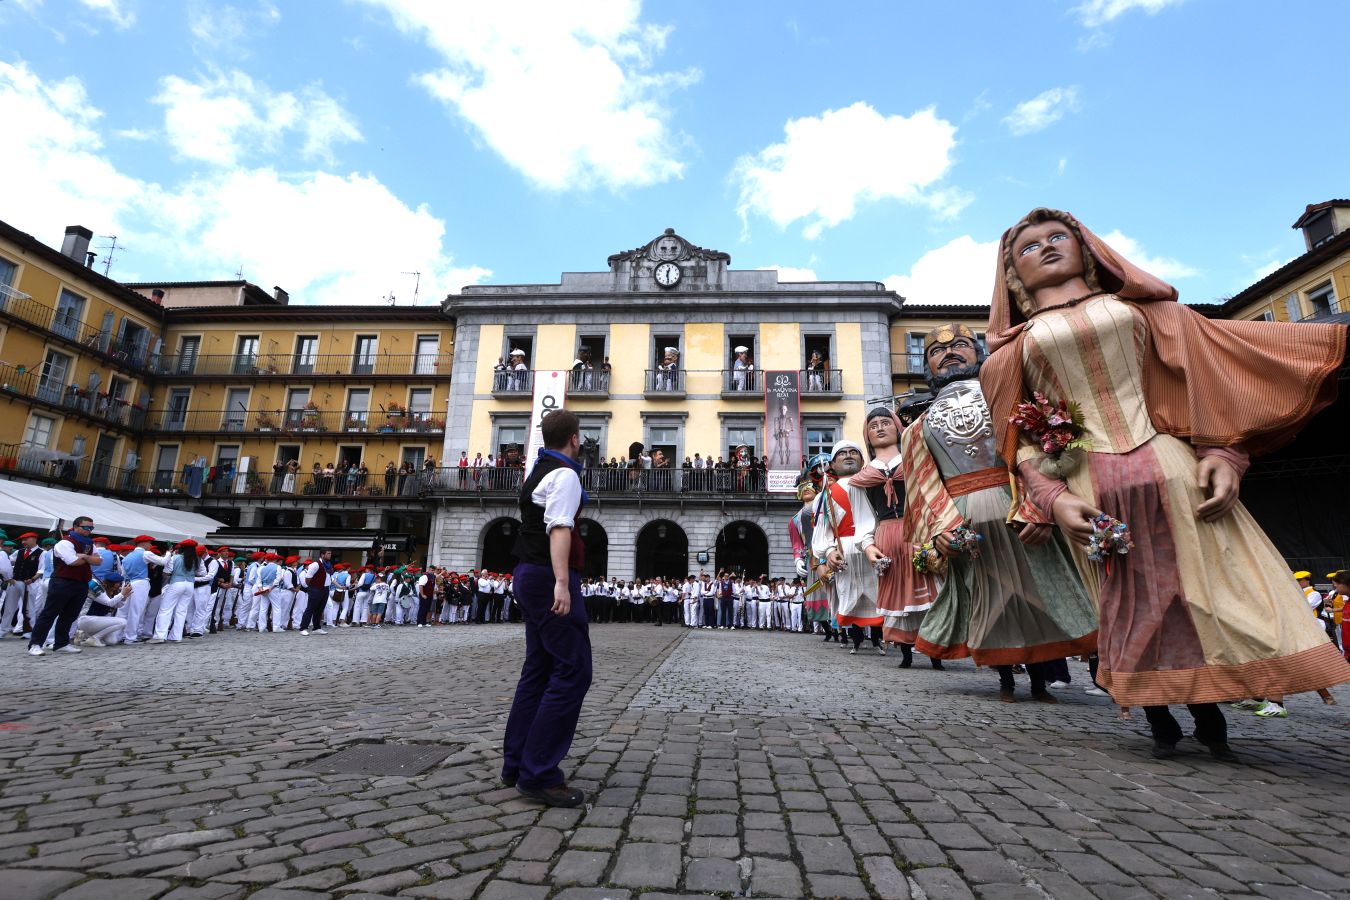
[
  {"xmin": 577, "ymin": 518, "xmax": 608, "ymax": 579},
  {"xmin": 636, "ymin": 519, "xmax": 688, "ymax": 579},
  {"xmin": 716, "ymin": 520, "xmax": 768, "ymax": 578},
  {"xmin": 481, "ymin": 517, "xmax": 522, "ymax": 573}
]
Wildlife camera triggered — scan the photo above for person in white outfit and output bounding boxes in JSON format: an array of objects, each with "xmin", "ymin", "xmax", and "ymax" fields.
[
  {"xmin": 253, "ymin": 554, "xmax": 282, "ymax": 632},
  {"xmin": 147, "ymin": 540, "xmax": 197, "ymax": 643},
  {"xmin": 8, "ymin": 533, "xmax": 44, "ymax": 639},
  {"xmin": 353, "ymin": 566, "xmax": 375, "ymax": 626},
  {"xmin": 0, "ymin": 541, "xmax": 17, "ymax": 636},
  {"xmin": 238, "ymin": 554, "xmax": 261, "ymax": 630},
  {"xmin": 789, "ymin": 578, "xmax": 805, "ymax": 632},
  {"xmin": 119, "ymin": 536, "xmax": 157, "ymax": 643},
  {"xmin": 188, "ymin": 546, "xmax": 219, "ymax": 637},
  {"xmin": 74, "ymin": 574, "xmax": 132, "ymax": 646},
  {"xmin": 271, "ymin": 556, "xmax": 298, "ymax": 632}
]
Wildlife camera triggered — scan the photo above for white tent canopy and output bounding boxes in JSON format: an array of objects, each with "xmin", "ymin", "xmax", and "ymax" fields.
[{"xmin": 0, "ymin": 479, "xmax": 225, "ymax": 543}]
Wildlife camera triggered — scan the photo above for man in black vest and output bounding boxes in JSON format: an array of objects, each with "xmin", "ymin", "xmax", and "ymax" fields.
[{"xmin": 502, "ymin": 409, "xmax": 592, "ymax": 807}]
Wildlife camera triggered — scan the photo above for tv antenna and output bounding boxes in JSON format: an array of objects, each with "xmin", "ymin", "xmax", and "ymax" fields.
[
  {"xmin": 96, "ymin": 235, "xmax": 123, "ymax": 277},
  {"xmin": 401, "ymin": 271, "xmax": 421, "ymax": 305}
]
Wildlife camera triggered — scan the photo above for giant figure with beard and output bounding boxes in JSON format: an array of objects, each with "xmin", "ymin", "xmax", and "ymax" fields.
[{"xmin": 902, "ymin": 324, "xmax": 1099, "ymax": 701}]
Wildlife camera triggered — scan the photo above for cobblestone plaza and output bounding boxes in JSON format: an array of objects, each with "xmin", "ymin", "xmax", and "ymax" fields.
[{"xmin": 1, "ymin": 627, "xmax": 1347, "ymax": 899}]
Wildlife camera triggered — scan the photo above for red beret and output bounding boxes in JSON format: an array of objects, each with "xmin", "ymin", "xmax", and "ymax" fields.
[
  {"xmin": 176, "ymin": 539, "xmax": 197, "ymax": 550},
  {"xmin": 93, "ymin": 537, "xmax": 109, "ymax": 545},
  {"xmin": 133, "ymin": 535, "xmax": 155, "ymax": 544},
  {"xmin": 285, "ymin": 555, "xmax": 300, "ymax": 564},
  {"xmin": 18, "ymin": 532, "xmax": 38, "ymax": 540}
]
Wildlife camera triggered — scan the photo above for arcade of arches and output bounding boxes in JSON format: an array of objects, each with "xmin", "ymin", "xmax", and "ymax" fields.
[{"xmin": 479, "ymin": 516, "xmax": 772, "ymax": 580}]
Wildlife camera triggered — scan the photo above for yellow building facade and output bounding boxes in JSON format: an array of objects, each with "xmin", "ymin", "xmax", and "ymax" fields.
[{"xmin": 1221, "ymin": 199, "xmax": 1350, "ymax": 322}]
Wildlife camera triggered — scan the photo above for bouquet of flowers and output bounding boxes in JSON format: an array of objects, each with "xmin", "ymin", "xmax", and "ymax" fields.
[
  {"xmin": 1009, "ymin": 391, "xmax": 1092, "ymax": 477},
  {"xmin": 912, "ymin": 542, "xmax": 948, "ymax": 577},
  {"xmin": 948, "ymin": 526, "xmax": 984, "ymax": 559},
  {"xmin": 1087, "ymin": 514, "xmax": 1134, "ymax": 564}
]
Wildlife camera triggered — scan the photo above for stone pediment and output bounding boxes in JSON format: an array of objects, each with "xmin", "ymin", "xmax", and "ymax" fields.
[{"xmin": 607, "ymin": 228, "xmax": 730, "ymax": 268}]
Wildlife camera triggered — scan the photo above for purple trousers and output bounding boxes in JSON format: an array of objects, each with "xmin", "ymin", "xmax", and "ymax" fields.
[{"xmin": 502, "ymin": 564, "xmax": 591, "ymax": 790}]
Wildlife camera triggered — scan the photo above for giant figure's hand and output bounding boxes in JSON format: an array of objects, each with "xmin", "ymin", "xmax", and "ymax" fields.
[
  {"xmin": 863, "ymin": 545, "xmax": 885, "ymax": 564},
  {"xmin": 826, "ymin": 549, "xmax": 845, "ymax": 572},
  {"xmin": 795, "ymin": 558, "xmax": 808, "ymax": 578},
  {"xmin": 1196, "ymin": 455, "xmax": 1240, "ymax": 522},
  {"xmin": 934, "ymin": 532, "xmax": 959, "ymax": 558},
  {"xmin": 1017, "ymin": 523, "xmax": 1052, "ymax": 547},
  {"xmin": 1051, "ymin": 492, "xmax": 1101, "ymax": 547}
]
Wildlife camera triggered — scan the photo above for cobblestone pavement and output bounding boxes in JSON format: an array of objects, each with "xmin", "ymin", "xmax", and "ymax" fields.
[{"xmin": 1, "ymin": 625, "xmax": 1348, "ymax": 900}]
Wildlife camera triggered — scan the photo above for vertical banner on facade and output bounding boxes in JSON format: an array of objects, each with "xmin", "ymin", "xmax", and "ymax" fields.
[
  {"xmin": 524, "ymin": 370, "xmax": 568, "ymax": 477},
  {"xmin": 764, "ymin": 370, "xmax": 801, "ymax": 493}
]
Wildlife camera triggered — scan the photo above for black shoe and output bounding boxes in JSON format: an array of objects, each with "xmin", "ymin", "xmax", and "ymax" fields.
[
  {"xmin": 930, "ymin": 659, "xmax": 944, "ymax": 670},
  {"xmin": 502, "ymin": 773, "xmax": 518, "ymax": 787},
  {"xmin": 517, "ymin": 783, "xmax": 584, "ymax": 808},
  {"xmin": 1151, "ymin": 741, "xmax": 1180, "ymax": 759},
  {"xmin": 897, "ymin": 658, "xmax": 912, "ymax": 669},
  {"xmin": 1206, "ymin": 744, "xmax": 1240, "ymax": 763}
]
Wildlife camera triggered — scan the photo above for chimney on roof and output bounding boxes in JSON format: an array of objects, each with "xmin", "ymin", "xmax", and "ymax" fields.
[
  {"xmin": 273, "ymin": 286, "xmax": 289, "ymax": 305},
  {"xmin": 60, "ymin": 226, "xmax": 93, "ymax": 263}
]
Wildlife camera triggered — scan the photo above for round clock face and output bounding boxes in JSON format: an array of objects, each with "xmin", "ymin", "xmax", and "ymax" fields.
[{"xmin": 654, "ymin": 261, "xmax": 681, "ymax": 288}]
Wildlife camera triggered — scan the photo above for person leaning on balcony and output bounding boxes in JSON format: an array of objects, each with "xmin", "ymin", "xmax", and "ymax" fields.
[
  {"xmin": 807, "ymin": 350, "xmax": 827, "ymax": 391},
  {"xmin": 384, "ymin": 461, "xmax": 397, "ymax": 494},
  {"xmin": 458, "ymin": 451, "xmax": 469, "ymax": 488},
  {"xmin": 284, "ymin": 458, "xmax": 299, "ymax": 494}
]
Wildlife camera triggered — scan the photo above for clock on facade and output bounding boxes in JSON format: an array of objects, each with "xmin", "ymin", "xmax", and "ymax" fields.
[{"xmin": 653, "ymin": 261, "xmax": 682, "ymax": 288}]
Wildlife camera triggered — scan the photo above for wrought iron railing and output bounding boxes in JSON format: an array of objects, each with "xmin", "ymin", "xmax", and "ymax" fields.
[
  {"xmin": 800, "ymin": 368, "xmax": 843, "ymax": 393},
  {"xmin": 0, "ymin": 287, "xmax": 155, "ymax": 370},
  {"xmin": 0, "ymin": 361, "xmax": 147, "ymax": 430},
  {"xmin": 143, "ymin": 406, "xmax": 445, "ymax": 434},
  {"xmin": 644, "ymin": 368, "xmax": 686, "ymax": 393},
  {"xmin": 150, "ymin": 351, "xmax": 453, "ymax": 378},
  {"xmin": 426, "ymin": 464, "xmax": 784, "ymax": 496}
]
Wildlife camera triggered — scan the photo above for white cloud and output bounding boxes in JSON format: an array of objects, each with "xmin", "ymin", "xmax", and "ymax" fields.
[
  {"xmin": 1004, "ymin": 87, "xmax": 1081, "ymax": 136},
  {"xmin": 1252, "ymin": 258, "xmax": 1289, "ymax": 280},
  {"xmin": 758, "ymin": 264, "xmax": 818, "ymax": 282},
  {"xmin": 883, "ymin": 235, "xmax": 999, "ymax": 306},
  {"xmin": 360, "ymin": 0, "xmax": 698, "ymax": 191},
  {"xmin": 153, "ymin": 70, "xmax": 361, "ymax": 167},
  {"xmin": 0, "ymin": 60, "xmax": 487, "ymax": 304},
  {"xmin": 735, "ymin": 102, "xmax": 966, "ymax": 240},
  {"xmin": 78, "ymin": 0, "xmax": 134, "ymax": 29},
  {"xmin": 187, "ymin": 1, "xmax": 280, "ymax": 52},
  {"xmin": 113, "ymin": 127, "xmax": 152, "ymax": 140},
  {"xmin": 1097, "ymin": 229, "xmax": 1198, "ymax": 280},
  {"xmin": 1074, "ymin": 0, "xmax": 1184, "ymax": 28}
]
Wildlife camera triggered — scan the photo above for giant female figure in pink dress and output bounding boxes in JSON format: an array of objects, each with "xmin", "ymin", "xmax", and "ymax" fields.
[{"xmin": 980, "ymin": 208, "xmax": 1349, "ymax": 759}]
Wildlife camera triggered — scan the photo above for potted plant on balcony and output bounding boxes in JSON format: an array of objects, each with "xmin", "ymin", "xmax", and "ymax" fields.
[
  {"xmin": 256, "ymin": 411, "xmax": 278, "ymax": 432},
  {"xmin": 300, "ymin": 401, "xmax": 320, "ymax": 431},
  {"xmin": 425, "ymin": 417, "xmax": 445, "ymax": 432},
  {"xmin": 345, "ymin": 416, "xmax": 366, "ymax": 432},
  {"xmin": 386, "ymin": 402, "xmax": 407, "ymax": 419}
]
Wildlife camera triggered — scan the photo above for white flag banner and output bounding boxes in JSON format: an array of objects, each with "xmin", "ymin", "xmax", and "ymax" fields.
[{"xmin": 524, "ymin": 370, "xmax": 569, "ymax": 477}]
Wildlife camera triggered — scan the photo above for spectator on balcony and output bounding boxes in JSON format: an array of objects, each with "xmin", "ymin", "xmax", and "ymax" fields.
[
  {"xmin": 806, "ymin": 350, "xmax": 829, "ymax": 391},
  {"xmin": 322, "ymin": 462, "xmax": 336, "ymax": 494},
  {"xmin": 471, "ymin": 452, "xmax": 486, "ymax": 488},
  {"xmin": 347, "ymin": 463, "xmax": 362, "ymax": 495},
  {"xmin": 457, "ymin": 451, "xmax": 469, "ymax": 488},
  {"xmin": 271, "ymin": 460, "xmax": 285, "ymax": 493},
  {"xmin": 283, "ymin": 458, "xmax": 299, "ymax": 494},
  {"xmin": 509, "ymin": 348, "xmax": 528, "ymax": 390},
  {"xmin": 571, "ymin": 345, "xmax": 594, "ymax": 391},
  {"xmin": 732, "ymin": 346, "xmax": 757, "ymax": 391},
  {"xmin": 493, "ymin": 357, "xmax": 508, "ymax": 391},
  {"xmin": 384, "ymin": 461, "xmax": 397, "ymax": 495}
]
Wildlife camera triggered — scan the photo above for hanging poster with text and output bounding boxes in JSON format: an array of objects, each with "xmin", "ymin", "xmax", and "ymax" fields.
[
  {"xmin": 524, "ymin": 370, "xmax": 568, "ymax": 477},
  {"xmin": 764, "ymin": 370, "xmax": 801, "ymax": 493}
]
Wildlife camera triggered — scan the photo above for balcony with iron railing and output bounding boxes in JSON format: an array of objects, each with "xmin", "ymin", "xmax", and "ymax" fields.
[
  {"xmin": 121, "ymin": 467, "xmax": 437, "ymax": 500},
  {"xmin": 0, "ymin": 361, "xmax": 147, "ymax": 432},
  {"xmin": 1299, "ymin": 298, "xmax": 1344, "ymax": 322},
  {"xmin": 144, "ymin": 405, "xmax": 445, "ymax": 435},
  {"xmin": 425, "ymin": 463, "xmax": 792, "ymax": 499},
  {"xmin": 491, "ymin": 369, "xmax": 534, "ymax": 397},
  {"xmin": 644, "ymin": 368, "xmax": 686, "ymax": 398},
  {"xmin": 566, "ymin": 369, "xmax": 609, "ymax": 397},
  {"xmin": 150, "ymin": 351, "xmax": 454, "ymax": 379},
  {"xmin": 799, "ymin": 368, "xmax": 843, "ymax": 395},
  {"xmin": 0, "ymin": 284, "xmax": 156, "ymax": 372},
  {"xmin": 721, "ymin": 368, "xmax": 763, "ymax": 397}
]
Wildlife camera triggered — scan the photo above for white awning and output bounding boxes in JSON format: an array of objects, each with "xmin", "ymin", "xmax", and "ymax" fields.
[{"xmin": 0, "ymin": 478, "xmax": 226, "ymax": 543}]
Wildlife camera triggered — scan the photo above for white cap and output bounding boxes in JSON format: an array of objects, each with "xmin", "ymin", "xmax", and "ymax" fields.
[
  {"xmin": 664, "ymin": 346, "xmax": 678, "ymax": 353},
  {"xmin": 509, "ymin": 348, "xmax": 525, "ymax": 357},
  {"xmin": 734, "ymin": 345, "xmax": 749, "ymax": 353},
  {"xmin": 830, "ymin": 439, "xmax": 864, "ymax": 460}
]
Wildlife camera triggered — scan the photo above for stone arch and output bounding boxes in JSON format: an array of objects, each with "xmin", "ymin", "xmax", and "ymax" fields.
[
  {"xmin": 715, "ymin": 519, "xmax": 769, "ymax": 578},
  {"xmin": 635, "ymin": 518, "xmax": 689, "ymax": 579},
  {"xmin": 480, "ymin": 516, "xmax": 521, "ymax": 573},
  {"xmin": 576, "ymin": 517, "xmax": 608, "ymax": 579}
]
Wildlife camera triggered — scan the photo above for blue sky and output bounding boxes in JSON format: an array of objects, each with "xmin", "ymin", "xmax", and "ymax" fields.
[{"xmin": 2, "ymin": 0, "xmax": 1346, "ymax": 307}]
